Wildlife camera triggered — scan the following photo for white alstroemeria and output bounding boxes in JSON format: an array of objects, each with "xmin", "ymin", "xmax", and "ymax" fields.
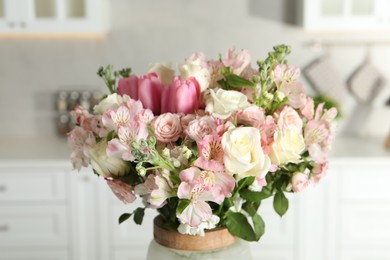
[
  {"xmin": 178, "ymin": 215, "xmax": 220, "ymax": 236},
  {"xmin": 88, "ymin": 140, "xmax": 128, "ymax": 178},
  {"xmin": 179, "ymin": 52, "xmax": 211, "ymax": 92},
  {"xmin": 94, "ymin": 93, "xmax": 123, "ymax": 114}
]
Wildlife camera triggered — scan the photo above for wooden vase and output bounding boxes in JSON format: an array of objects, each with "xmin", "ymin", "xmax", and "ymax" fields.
[{"xmin": 153, "ymin": 216, "xmax": 236, "ymax": 251}]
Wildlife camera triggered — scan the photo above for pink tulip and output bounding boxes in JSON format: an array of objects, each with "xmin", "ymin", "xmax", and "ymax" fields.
[
  {"xmin": 118, "ymin": 73, "xmax": 163, "ymax": 115},
  {"xmin": 161, "ymin": 77, "xmax": 201, "ymax": 114}
]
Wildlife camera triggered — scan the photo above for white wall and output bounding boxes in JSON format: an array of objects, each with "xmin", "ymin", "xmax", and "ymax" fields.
[{"xmin": 0, "ymin": 0, "xmax": 389, "ymax": 137}]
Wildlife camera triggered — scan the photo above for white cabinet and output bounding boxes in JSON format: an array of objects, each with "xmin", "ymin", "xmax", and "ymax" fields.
[
  {"xmin": 298, "ymin": 159, "xmax": 390, "ymax": 260},
  {"xmin": 0, "ymin": 0, "xmax": 109, "ymax": 34},
  {"xmin": 303, "ymin": 0, "xmax": 390, "ymax": 31},
  {"xmin": 1, "ymin": 155, "xmax": 390, "ymax": 260},
  {"xmin": 0, "ymin": 162, "xmax": 70, "ymax": 260}
]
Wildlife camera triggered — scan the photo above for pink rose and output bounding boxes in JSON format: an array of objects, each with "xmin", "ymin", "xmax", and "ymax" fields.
[
  {"xmin": 180, "ymin": 114, "xmax": 196, "ymax": 132},
  {"xmin": 118, "ymin": 73, "xmax": 163, "ymax": 115},
  {"xmin": 277, "ymin": 106, "xmax": 303, "ymax": 133},
  {"xmin": 161, "ymin": 77, "xmax": 201, "ymax": 114},
  {"xmin": 185, "ymin": 116, "xmax": 217, "ymax": 142},
  {"xmin": 291, "ymin": 172, "xmax": 308, "ymax": 192},
  {"xmin": 236, "ymin": 105, "xmax": 265, "ymax": 128},
  {"xmin": 152, "ymin": 113, "xmax": 182, "ymax": 143}
]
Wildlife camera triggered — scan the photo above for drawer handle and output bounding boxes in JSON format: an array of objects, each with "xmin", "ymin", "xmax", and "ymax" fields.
[
  {"xmin": 0, "ymin": 225, "xmax": 9, "ymax": 232},
  {"xmin": 0, "ymin": 185, "xmax": 6, "ymax": 192}
]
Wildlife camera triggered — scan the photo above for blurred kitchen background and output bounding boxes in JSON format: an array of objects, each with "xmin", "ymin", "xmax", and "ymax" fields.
[{"xmin": 0, "ymin": 0, "xmax": 390, "ymax": 260}]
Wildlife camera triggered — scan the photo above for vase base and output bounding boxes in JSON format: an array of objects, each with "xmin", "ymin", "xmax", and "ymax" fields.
[{"xmin": 146, "ymin": 239, "xmax": 253, "ymax": 260}]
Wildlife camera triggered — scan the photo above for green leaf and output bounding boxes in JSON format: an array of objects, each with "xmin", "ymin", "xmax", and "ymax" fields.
[
  {"xmin": 217, "ymin": 79, "xmax": 228, "ymax": 88},
  {"xmin": 273, "ymin": 191, "xmax": 289, "ymax": 217},
  {"xmin": 273, "ymin": 173, "xmax": 290, "ymax": 191},
  {"xmin": 118, "ymin": 213, "xmax": 132, "ymax": 224},
  {"xmin": 242, "ymin": 201, "xmax": 261, "ymax": 217},
  {"xmin": 133, "ymin": 208, "xmax": 145, "ymax": 225},
  {"xmin": 225, "ymin": 74, "xmax": 256, "ymax": 88},
  {"xmin": 162, "ymin": 221, "xmax": 179, "ymax": 232},
  {"xmin": 240, "ymin": 188, "xmax": 272, "ymax": 202},
  {"xmin": 252, "ymin": 214, "xmax": 265, "ymax": 240},
  {"xmin": 237, "ymin": 176, "xmax": 255, "ymax": 190},
  {"xmin": 147, "ymin": 125, "xmax": 155, "ymax": 136},
  {"xmin": 226, "ymin": 212, "xmax": 256, "ymax": 241},
  {"xmin": 177, "ymin": 199, "xmax": 190, "ymax": 214},
  {"xmin": 106, "ymin": 130, "xmax": 116, "ymax": 141}
]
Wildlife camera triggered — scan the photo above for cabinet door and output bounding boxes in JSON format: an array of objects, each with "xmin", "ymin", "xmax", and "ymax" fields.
[
  {"xmin": 0, "ymin": 205, "xmax": 68, "ymax": 247},
  {"xmin": 0, "ymin": 0, "xmax": 108, "ymax": 34},
  {"xmin": 68, "ymin": 168, "xmax": 101, "ymax": 260},
  {"xmin": 303, "ymin": 0, "xmax": 390, "ymax": 31},
  {"xmin": 0, "ymin": 250, "xmax": 68, "ymax": 260},
  {"xmin": 0, "ymin": 0, "xmax": 30, "ymax": 32}
]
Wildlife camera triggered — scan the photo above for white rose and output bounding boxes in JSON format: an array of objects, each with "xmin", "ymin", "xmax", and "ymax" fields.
[
  {"xmin": 179, "ymin": 61, "xmax": 210, "ymax": 92},
  {"xmin": 269, "ymin": 126, "xmax": 305, "ymax": 166},
  {"xmin": 222, "ymin": 127, "xmax": 271, "ymax": 180},
  {"xmin": 148, "ymin": 62, "xmax": 175, "ymax": 85},
  {"xmin": 205, "ymin": 88, "xmax": 250, "ymax": 119},
  {"xmin": 88, "ymin": 140, "xmax": 128, "ymax": 178},
  {"xmin": 93, "ymin": 93, "xmax": 123, "ymax": 114}
]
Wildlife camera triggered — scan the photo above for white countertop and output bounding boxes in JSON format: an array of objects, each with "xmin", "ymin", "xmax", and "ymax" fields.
[{"xmin": 0, "ymin": 135, "xmax": 389, "ymax": 162}]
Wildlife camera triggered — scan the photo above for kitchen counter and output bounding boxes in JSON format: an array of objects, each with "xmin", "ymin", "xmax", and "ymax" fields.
[
  {"xmin": 0, "ymin": 136, "xmax": 70, "ymax": 162},
  {"xmin": 0, "ymin": 135, "xmax": 389, "ymax": 162}
]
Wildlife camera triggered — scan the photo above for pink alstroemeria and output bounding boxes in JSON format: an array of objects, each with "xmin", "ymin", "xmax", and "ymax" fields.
[
  {"xmin": 103, "ymin": 99, "xmax": 152, "ymax": 161},
  {"xmin": 68, "ymin": 126, "xmax": 96, "ymax": 170},
  {"xmin": 223, "ymin": 48, "xmax": 251, "ymax": 75},
  {"xmin": 102, "ymin": 98, "xmax": 145, "ymax": 131},
  {"xmin": 279, "ymin": 81, "xmax": 306, "ymax": 109},
  {"xmin": 118, "ymin": 72, "xmax": 163, "ymax": 115},
  {"xmin": 300, "ymin": 97, "xmax": 315, "ymax": 121},
  {"xmin": 194, "ymin": 135, "xmax": 224, "ymax": 172},
  {"xmin": 273, "ymin": 64, "xmax": 300, "ymax": 86},
  {"xmin": 106, "ymin": 178, "xmax": 136, "ymax": 204},
  {"xmin": 207, "ymin": 60, "xmax": 224, "ymax": 88},
  {"xmin": 70, "ymin": 105, "xmax": 106, "ymax": 137},
  {"xmin": 135, "ymin": 171, "xmax": 176, "ymax": 208},
  {"xmin": 304, "ymin": 103, "xmax": 338, "ymax": 164},
  {"xmin": 310, "ymin": 162, "xmax": 329, "ymax": 184},
  {"xmin": 107, "ymin": 121, "xmax": 149, "ymax": 161},
  {"xmin": 177, "ymin": 167, "xmax": 235, "ymax": 228}
]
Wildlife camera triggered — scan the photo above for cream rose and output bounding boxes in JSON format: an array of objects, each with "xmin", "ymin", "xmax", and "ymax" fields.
[
  {"xmin": 148, "ymin": 62, "xmax": 175, "ymax": 85},
  {"xmin": 269, "ymin": 126, "xmax": 305, "ymax": 166},
  {"xmin": 93, "ymin": 93, "xmax": 123, "ymax": 114},
  {"xmin": 205, "ymin": 88, "xmax": 250, "ymax": 119},
  {"xmin": 152, "ymin": 113, "xmax": 182, "ymax": 143},
  {"xmin": 222, "ymin": 127, "xmax": 271, "ymax": 180},
  {"xmin": 89, "ymin": 140, "xmax": 128, "ymax": 178}
]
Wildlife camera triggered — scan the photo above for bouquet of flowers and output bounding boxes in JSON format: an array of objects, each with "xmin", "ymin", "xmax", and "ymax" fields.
[{"xmin": 68, "ymin": 45, "xmax": 337, "ymax": 241}]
